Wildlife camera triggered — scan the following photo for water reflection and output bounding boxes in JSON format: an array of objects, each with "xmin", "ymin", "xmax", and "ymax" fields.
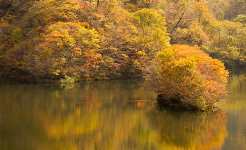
[
  {"xmin": 222, "ymin": 74, "xmax": 246, "ymax": 149},
  {"xmin": 148, "ymin": 110, "xmax": 227, "ymax": 150},
  {"xmin": 0, "ymin": 80, "xmax": 228, "ymax": 150}
]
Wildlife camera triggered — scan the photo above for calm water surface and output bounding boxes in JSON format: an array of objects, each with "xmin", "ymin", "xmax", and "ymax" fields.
[{"xmin": 0, "ymin": 75, "xmax": 245, "ymax": 150}]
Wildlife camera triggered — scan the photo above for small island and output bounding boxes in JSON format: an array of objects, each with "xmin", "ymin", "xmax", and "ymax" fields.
[{"xmin": 145, "ymin": 45, "xmax": 228, "ymax": 111}]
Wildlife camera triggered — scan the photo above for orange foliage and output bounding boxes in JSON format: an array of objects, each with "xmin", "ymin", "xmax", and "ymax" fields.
[{"xmin": 146, "ymin": 45, "xmax": 229, "ymax": 110}]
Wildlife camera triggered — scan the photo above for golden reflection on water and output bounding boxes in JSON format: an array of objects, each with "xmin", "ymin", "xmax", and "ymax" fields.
[
  {"xmin": 0, "ymin": 80, "xmax": 228, "ymax": 150},
  {"xmin": 222, "ymin": 74, "xmax": 246, "ymax": 149}
]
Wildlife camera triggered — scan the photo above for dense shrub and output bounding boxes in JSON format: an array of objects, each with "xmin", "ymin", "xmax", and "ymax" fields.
[{"xmin": 145, "ymin": 45, "xmax": 229, "ymax": 111}]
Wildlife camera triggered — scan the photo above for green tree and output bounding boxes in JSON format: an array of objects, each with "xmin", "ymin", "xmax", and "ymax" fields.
[
  {"xmin": 234, "ymin": 15, "xmax": 246, "ymax": 23},
  {"xmin": 9, "ymin": 28, "xmax": 24, "ymax": 45}
]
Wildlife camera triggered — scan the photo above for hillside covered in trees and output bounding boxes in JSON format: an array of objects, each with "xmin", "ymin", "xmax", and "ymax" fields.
[{"xmin": 0, "ymin": 0, "xmax": 245, "ymax": 83}]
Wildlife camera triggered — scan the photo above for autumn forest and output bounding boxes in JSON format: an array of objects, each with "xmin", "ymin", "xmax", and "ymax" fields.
[
  {"xmin": 0, "ymin": 0, "xmax": 245, "ymax": 82},
  {"xmin": 0, "ymin": 0, "xmax": 245, "ymax": 110}
]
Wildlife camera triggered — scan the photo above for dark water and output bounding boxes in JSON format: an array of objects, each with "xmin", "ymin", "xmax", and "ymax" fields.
[{"xmin": 0, "ymin": 76, "xmax": 245, "ymax": 150}]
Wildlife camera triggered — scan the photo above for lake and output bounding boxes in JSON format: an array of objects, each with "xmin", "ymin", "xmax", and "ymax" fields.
[{"xmin": 0, "ymin": 75, "xmax": 245, "ymax": 150}]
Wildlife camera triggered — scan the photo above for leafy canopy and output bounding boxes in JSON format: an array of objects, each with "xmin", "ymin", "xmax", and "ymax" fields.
[{"xmin": 146, "ymin": 45, "xmax": 229, "ymax": 111}]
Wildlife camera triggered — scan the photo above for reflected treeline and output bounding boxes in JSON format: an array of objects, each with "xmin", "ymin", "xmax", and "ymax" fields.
[
  {"xmin": 0, "ymin": 80, "xmax": 228, "ymax": 150},
  {"xmin": 222, "ymin": 74, "xmax": 246, "ymax": 149},
  {"xmin": 147, "ymin": 110, "xmax": 227, "ymax": 150},
  {"xmin": 227, "ymin": 73, "xmax": 246, "ymax": 93},
  {"xmin": 225, "ymin": 74, "xmax": 246, "ymax": 111}
]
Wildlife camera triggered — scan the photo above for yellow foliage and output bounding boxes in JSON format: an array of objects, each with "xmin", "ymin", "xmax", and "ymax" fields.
[{"xmin": 146, "ymin": 45, "xmax": 229, "ymax": 111}]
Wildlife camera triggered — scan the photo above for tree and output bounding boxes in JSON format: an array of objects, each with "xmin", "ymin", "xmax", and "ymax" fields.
[
  {"xmin": 234, "ymin": 15, "xmax": 246, "ymax": 23},
  {"xmin": 26, "ymin": 0, "xmax": 81, "ymax": 28},
  {"xmin": 133, "ymin": 8, "xmax": 170, "ymax": 56},
  {"xmin": 145, "ymin": 45, "xmax": 229, "ymax": 111},
  {"xmin": 171, "ymin": 22, "xmax": 210, "ymax": 48},
  {"xmin": 23, "ymin": 22, "xmax": 102, "ymax": 82}
]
